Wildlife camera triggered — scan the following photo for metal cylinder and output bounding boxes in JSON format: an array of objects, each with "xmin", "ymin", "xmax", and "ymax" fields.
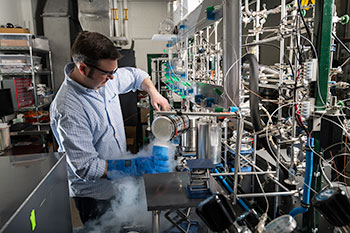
[
  {"xmin": 209, "ymin": 122, "xmax": 222, "ymax": 164},
  {"xmin": 196, "ymin": 119, "xmax": 222, "ymax": 164},
  {"xmin": 181, "ymin": 118, "xmax": 197, "ymax": 152},
  {"xmin": 197, "ymin": 119, "xmax": 210, "ymax": 160},
  {"xmin": 152, "ymin": 115, "xmax": 190, "ymax": 141}
]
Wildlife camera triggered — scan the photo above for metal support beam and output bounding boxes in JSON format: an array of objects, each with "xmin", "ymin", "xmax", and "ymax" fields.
[{"xmin": 223, "ymin": 0, "xmax": 241, "ymax": 107}]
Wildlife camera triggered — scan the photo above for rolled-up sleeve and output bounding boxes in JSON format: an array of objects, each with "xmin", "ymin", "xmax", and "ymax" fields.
[
  {"xmin": 51, "ymin": 107, "xmax": 106, "ymax": 180},
  {"xmin": 113, "ymin": 67, "xmax": 149, "ymax": 94}
]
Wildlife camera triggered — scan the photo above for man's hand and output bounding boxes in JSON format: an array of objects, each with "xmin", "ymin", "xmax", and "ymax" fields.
[
  {"xmin": 141, "ymin": 78, "xmax": 170, "ymax": 111},
  {"xmin": 149, "ymin": 91, "xmax": 170, "ymax": 111}
]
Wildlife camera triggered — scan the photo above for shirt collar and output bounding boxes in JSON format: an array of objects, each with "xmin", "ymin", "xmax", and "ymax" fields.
[{"xmin": 64, "ymin": 63, "xmax": 104, "ymax": 94}]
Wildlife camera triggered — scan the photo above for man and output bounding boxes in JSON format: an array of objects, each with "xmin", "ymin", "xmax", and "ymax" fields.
[{"xmin": 50, "ymin": 31, "xmax": 170, "ymax": 224}]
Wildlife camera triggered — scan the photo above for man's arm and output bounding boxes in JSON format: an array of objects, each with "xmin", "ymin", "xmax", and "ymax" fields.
[
  {"xmin": 51, "ymin": 108, "xmax": 107, "ymax": 180},
  {"xmin": 141, "ymin": 77, "xmax": 170, "ymax": 111}
]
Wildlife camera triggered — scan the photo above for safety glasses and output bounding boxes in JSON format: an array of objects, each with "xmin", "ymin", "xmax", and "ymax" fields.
[{"xmin": 85, "ymin": 63, "xmax": 118, "ymax": 76}]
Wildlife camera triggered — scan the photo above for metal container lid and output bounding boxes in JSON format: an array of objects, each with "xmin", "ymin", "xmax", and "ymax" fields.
[{"xmin": 151, "ymin": 116, "xmax": 174, "ymax": 141}]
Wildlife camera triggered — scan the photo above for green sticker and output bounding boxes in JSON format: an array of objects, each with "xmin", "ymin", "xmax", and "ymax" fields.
[{"xmin": 30, "ymin": 209, "xmax": 36, "ymax": 231}]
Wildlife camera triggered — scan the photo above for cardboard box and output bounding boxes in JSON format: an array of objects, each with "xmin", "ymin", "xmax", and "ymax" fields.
[
  {"xmin": 140, "ymin": 108, "xmax": 149, "ymax": 123},
  {"xmin": 0, "ymin": 28, "xmax": 30, "ymax": 33},
  {"xmin": 142, "ymin": 124, "xmax": 150, "ymax": 144},
  {"xmin": 125, "ymin": 126, "xmax": 137, "ymax": 154},
  {"xmin": 0, "ymin": 39, "xmax": 28, "ymax": 47}
]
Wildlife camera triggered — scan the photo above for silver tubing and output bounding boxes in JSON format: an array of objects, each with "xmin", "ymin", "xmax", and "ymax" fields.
[
  {"xmin": 152, "ymin": 210, "xmax": 161, "ymax": 233},
  {"xmin": 223, "ymin": 142, "xmax": 291, "ymax": 192},
  {"xmin": 274, "ymin": 0, "xmax": 286, "ymax": 219},
  {"xmin": 237, "ymin": 190, "xmax": 298, "ymax": 198},
  {"xmin": 211, "ymin": 171, "xmax": 276, "ymax": 176},
  {"xmin": 155, "ymin": 111, "xmax": 236, "ymax": 117},
  {"xmin": 233, "ymin": 117, "xmax": 243, "ymax": 204}
]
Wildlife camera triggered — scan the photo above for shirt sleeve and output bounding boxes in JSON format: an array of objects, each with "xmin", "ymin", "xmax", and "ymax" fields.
[
  {"xmin": 112, "ymin": 67, "xmax": 149, "ymax": 94},
  {"xmin": 51, "ymin": 106, "xmax": 106, "ymax": 181}
]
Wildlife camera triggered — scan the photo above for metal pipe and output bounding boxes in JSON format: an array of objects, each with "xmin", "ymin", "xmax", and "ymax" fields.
[
  {"xmin": 233, "ymin": 117, "xmax": 243, "ymax": 204},
  {"xmin": 274, "ymin": 0, "xmax": 286, "ymax": 218},
  {"xmin": 167, "ymin": 1, "xmax": 174, "ymax": 21},
  {"xmin": 152, "ymin": 210, "xmax": 161, "ymax": 233},
  {"xmin": 223, "ymin": 119, "xmax": 228, "ymax": 172},
  {"xmin": 48, "ymin": 51, "xmax": 54, "ymax": 90},
  {"xmin": 237, "ymin": 190, "xmax": 298, "ymax": 198},
  {"xmin": 223, "ymin": 0, "xmax": 241, "ymax": 106},
  {"xmin": 243, "ymin": 34, "xmax": 291, "ymax": 47},
  {"xmin": 211, "ymin": 171, "xmax": 276, "ymax": 176},
  {"xmin": 113, "ymin": 0, "xmax": 119, "ymax": 37},
  {"xmin": 252, "ymin": 134, "xmax": 257, "ymax": 192},
  {"xmin": 155, "ymin": 111, "xmax": 237, "ymax": 117},
  {"xmin": 123, "ymin": 0, "xmax": 128, "ymax": 40},
  {"xmin": 109, "ymin": 0, "xmax": 114, "ymax": 37},
  {"xmin": 29, "ymin": 35, "xmax": 40, "ymax": 130},
  {"xmin": 245, "ymin": 0, "xmax": 253, "ymax": 16},
  {"xmin": 215, "ymin": 21, "xmax": 220, "ymax": 83},
  {"xmin": 223, "ymin": 142, "xmax": 291, "ymax": 192},
  {"xmin": 206, "ymin": 27, "xmax": 210, "ymax": 81},
  {"xmin": 255, "ymin": 0, "xmax": 260, "ymax": 60}
]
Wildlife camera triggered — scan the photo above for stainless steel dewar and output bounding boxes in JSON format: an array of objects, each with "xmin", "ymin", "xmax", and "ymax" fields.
[
  {"xmin": 181, "ymin": 117, "xmax": 197, "ymax": 152},
  {"xmin": 196, "ymin": 119, "xmax": 222, "ymax": 164}
]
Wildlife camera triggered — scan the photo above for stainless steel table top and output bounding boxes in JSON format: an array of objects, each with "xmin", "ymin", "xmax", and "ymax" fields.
[
  {"xmin": 0, "ymin": 153, "xmax": 65, "ymax": 228},
  {"xmin": 143, "ymin": 172, "xmax": 206, "ymax": 211}
]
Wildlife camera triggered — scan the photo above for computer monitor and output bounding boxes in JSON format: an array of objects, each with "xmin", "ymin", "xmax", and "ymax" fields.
[{"xmin": 0, "ymin": 88, "xmax": 14, "ymax": 118}]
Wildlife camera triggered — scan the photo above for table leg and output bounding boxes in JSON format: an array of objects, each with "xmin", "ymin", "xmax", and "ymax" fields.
[{"xmin": 152, "ymin": 210, "xmax": 161, "ymax": 233}]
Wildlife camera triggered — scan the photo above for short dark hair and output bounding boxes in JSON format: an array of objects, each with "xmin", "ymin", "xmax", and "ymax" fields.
[{"xmin": 71, "ymin": 31, "xmax": 122, "ymax": 66}]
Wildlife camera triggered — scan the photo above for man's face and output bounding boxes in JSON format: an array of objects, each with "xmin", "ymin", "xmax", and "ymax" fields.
[{"xmin": 84, "ymin": 59, "xmax": 118, "ymax": 90}]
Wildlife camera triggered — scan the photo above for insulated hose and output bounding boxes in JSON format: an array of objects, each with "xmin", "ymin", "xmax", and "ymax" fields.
[{"xmin": 243, "ymin": 54, "xmax": 277, "ymax": 156}]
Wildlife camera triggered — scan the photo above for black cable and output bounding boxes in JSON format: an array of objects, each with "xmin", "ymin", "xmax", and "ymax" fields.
[
  {"xmin": 295, "ymin": 32, "xmax": 304, "ymax": 63},
  {"xmin": 297, "ymin": 0, "xmax": 312, "ymax": 40},
  {"xmin": 332, "ymin": 32, "xmax": 350, "ymax": 55},
  {"xmin": 244, "ymin": 54, "xmax": 262, "ymax": 132}
]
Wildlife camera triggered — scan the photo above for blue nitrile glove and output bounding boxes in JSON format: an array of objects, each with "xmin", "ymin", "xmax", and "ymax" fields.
[{"xmin": 107, "ymin": 146, "xmax": 169, "ymax": 180}]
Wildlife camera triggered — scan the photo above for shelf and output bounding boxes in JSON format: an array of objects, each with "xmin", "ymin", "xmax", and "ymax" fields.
[
  {"xmin": 152, "ymin": 34, "xmax": 178, "ymax": 41},
  {"xmin": 0, "ymin": 70, "xmax": 51, "ymax": 76},
  {"xmin": 17, "ymin": 102, "xmax": 51, "ymax": 111},
  {"xmin": 37, "ymin": 70, "xmax": 51, "ymax": 75},
  {"xmin": 32, "ymin": 122, "xmax": 50, "ymax": 126},
  {"xmin": 10, "ymin": 125, "xmax": 51, "ymax": 136},
  {"xmin": 0, "ymin": 46, "xmax": 50, "ymax": 53}
]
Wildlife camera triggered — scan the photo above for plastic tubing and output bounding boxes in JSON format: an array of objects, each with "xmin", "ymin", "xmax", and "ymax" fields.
[
  {"xmin": 289, "ymin": 138, "xmax": 314, "ymax": 218},
  {"xmin": 214, "ymin": 168, "xmax": 250, "ymax": 211}
]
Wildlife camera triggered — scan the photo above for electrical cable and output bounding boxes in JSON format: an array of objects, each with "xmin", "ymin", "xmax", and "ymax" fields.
[
  {"xmin": 307, "ymin": 112, "xmax": 350, "ymax": 180},
  {"xmin": 264, "ymin": 102, "xmax": 323, "ymax": 195},
  {"xmin": 332, "ymin": 32, "xmax": 350, "ymax": 55},
  {"xmin": 223, "ymin": 51, "xmax": 246, "ymax": 108},
  {"xmin": 297, "ymin": 0, "xmax": 312, "ymax": 41},
  {"xmin": 242, "ymin": 83, "xmax": 279, "ymax": 104},
  {"xmin": 329, "ymin": 151, "xmax": 340, "ymax": 182},
  {"xmin": 299, "ymin": 34, "xmax": 318, "ymax": 59}
]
